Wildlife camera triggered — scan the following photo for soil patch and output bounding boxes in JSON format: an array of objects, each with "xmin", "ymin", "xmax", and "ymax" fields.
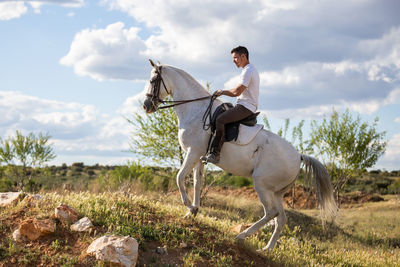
[{"xmin": 209, "ymin": 185, "xmax": 384, "ymax": 209}]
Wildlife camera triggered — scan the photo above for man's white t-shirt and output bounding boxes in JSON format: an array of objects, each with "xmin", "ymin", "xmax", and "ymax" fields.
[{"xmin": 237, "ymin": 63, "xmax": 259, "ymax": 113}]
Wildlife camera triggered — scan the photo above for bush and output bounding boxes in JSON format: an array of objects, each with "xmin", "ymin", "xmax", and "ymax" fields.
[
  {"xmin": 71, "ymin": 162, "xmax": 84, "ymax": 168},
  {"xmin": 388, "ymin": 178, "xmax": 400, "ymax": 194},
  {"xmin": 92, "ymin": 161, "xmax": 175, "ymax": 192},
  {"xmin": 0, "ymin": 177, "xmax": 12, "ymax": 192},
  {"xmin": 214, "ymin": 172, "xmax": 253, "ymax": 188}
]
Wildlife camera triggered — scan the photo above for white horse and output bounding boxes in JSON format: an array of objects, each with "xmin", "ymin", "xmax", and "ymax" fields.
[{"xmin": 142, "ymin": 61, "xmax": 337, "ymax": 250}]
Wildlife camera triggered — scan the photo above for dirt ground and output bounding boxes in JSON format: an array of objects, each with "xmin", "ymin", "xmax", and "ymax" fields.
[{"xmin": 211, "ymin": 185, "xmax": 384, "ymax": 209}]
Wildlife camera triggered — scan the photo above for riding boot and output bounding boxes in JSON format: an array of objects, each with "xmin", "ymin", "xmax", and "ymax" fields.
[{"xmin": 201, "ymin": 135, "xmax": 224, "ymax": 164}]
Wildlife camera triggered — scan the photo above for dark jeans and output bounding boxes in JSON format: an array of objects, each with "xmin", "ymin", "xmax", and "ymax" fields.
[{"xmin": 215, "ymin": 104, "xmax": 253, "ymax": 139}]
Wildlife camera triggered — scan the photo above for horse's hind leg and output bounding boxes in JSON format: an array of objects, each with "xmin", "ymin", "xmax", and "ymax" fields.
[
  {"xmin": 235, "ymin": 179, "xmax": 278, "ymax": 241},
  {"xmin": 263, "ymin": 193, "xmax": 286, "ymax": 251}
]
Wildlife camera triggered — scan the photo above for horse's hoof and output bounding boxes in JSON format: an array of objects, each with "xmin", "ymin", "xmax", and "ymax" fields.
[
  {"xmin": 191, "ymin": 207, "xmax": 199, "ymax": 217},
  {"xmin": 183, "ymin": 211, "xmax": 191, "ymax": 218},
  {"xmin": 183, "ymin": 207, "xmax": 199, "ymax": 218}
]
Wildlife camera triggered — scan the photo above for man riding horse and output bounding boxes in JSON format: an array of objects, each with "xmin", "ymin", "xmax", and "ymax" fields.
[{"xmin": 201, "ymin": 46, "xmax": 260, "ymax": 164}]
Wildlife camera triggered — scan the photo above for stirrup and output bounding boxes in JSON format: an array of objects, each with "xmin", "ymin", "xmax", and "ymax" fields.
[{"xmin": 200, "ymin": 153, "xmax": 220, "ymax": 164}]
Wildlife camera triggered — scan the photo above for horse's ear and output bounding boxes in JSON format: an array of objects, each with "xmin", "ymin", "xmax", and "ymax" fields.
[{"xmin": 149, "ymin": 59, "xmax": 161, "ymax": 72}]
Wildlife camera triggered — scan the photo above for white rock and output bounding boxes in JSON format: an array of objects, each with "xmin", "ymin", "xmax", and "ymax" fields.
[
  {"xmin": 26, "ymin": 194, "xmax": 43, "ymax": 201},
  {"xmin": 12, "ymin": 229, "xmax": 26, "ymax": 242},
  {"xmin": 54, "ymin": 203, "xmax": 78, "ymax": 223},
  {"xmin": 0, "ymin": 192, "xmax": 23, "ymax": 207},
  {"xmin": 87, "ymin": 235, "xmax": 139, "ymax": 267},
  {"xmin": 70, "ymin": 217, "xmax": 93, "ymax": 232}
]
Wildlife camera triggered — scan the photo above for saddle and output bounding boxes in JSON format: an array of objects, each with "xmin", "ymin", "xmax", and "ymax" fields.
[{"xmin": 210, "ymin": 103, "xmax": 259, "ymax": 142}]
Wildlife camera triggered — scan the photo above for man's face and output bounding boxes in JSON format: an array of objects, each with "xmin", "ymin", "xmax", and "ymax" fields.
[{"xmin": 232, "ymin": 52, "xmax": 246, "ymax": 68}]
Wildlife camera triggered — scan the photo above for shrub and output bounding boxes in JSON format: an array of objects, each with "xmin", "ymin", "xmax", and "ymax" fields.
[
  {"xmin": 388, "ymin": 178, "xmax": 400, "ymax": 194},
  {"xmin": 214, "ymin": 172, "xmax": 253, "ymax": 188},
  {"xmin": 0, "ymin": 177, "xmax": 12, "ymax": 192},
  {"xmin": 91, "ymin": 161, "xmax": 175, "ymax": 192},
  {"xmin": 71, "ymin": 162, "xmax": 84, "ymax": 168}
]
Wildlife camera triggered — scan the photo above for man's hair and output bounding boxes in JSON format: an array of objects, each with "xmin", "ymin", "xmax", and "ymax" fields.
[{"xmin": 231, "ymin": 46, "xmax": 249, "ymax": 60}]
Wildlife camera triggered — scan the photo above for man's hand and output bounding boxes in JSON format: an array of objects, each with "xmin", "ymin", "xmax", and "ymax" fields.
[{"xmin": 214, "ymin": 89, "xmax": 224, "ymax": 96}]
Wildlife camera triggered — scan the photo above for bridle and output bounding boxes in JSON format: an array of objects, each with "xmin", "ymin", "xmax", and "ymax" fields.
[
  {"xmin": 146, "ymin": 65, "xmax": 212, "ymax": 110},
  {"xmin": 146, "ymin": 66, "xmax": 170, "ymax": 109}
]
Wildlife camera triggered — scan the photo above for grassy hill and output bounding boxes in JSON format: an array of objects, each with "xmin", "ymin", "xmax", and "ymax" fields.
[{"xmin": 1, "ymin": 190, "xmax": 399, "ymax": 266}]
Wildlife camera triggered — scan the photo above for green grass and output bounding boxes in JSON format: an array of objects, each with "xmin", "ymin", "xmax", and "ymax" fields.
[{"xmin": 1, "ymin": 190, "xmax": 399, "ymax": 266}]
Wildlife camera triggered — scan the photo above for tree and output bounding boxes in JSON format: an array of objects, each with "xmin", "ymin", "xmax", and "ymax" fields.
[
  {"xmin": 310, "ymin": 109, "xmax": 387, "ymax": 202},
  {"xmin": 127, "ymin": 102, "xmax": 184, "ymax": 167},
  {"xmin": 262, "ymin": 115, "xmax": 313, "ymax": 154},
  {"xmin": 0, "ymin": 131, "xmax": 56, "ymax": 190}
]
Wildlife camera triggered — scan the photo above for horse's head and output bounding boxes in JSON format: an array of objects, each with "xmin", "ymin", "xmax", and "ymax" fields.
[{"xmin": 143, "ymin": 59, "xmax": 171, "ymax": 113}]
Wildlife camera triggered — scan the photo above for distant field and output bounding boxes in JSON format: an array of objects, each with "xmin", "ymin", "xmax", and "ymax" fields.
[{"xmin": 1, "ymin": 190, "xmax": 399, "ymax": 266}]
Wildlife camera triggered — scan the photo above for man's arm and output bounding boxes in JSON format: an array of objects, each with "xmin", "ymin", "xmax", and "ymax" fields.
[{"xmin": 215, "ymin": 84, "xmax": 247, "ymax": 97}]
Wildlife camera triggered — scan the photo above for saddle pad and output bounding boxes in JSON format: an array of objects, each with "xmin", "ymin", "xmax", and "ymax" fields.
[{"xmin": 230, "ymin": 124, "xmax": 264, "ymax": 146}]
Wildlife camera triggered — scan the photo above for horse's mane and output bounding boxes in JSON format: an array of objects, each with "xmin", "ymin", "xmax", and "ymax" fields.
[{"xmin": 163, "ymin": 65, "xmax": 211, "ymax": 95}]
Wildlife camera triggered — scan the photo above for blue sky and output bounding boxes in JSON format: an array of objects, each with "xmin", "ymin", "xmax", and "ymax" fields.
[{"xmin": 0, "ymin": 0, "xmax": 399, "ymax": 170}]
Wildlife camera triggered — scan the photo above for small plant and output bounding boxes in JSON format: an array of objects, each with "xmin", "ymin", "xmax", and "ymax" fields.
[
  {"xmin": 21, "ymin": 248, "xmax": 41, "ymax": 265},
  {"xmin": 50, "ymin": 239, "xmax": 62, "ymax": 251},
  {"xmin": 8, "ymin": 241, "xmax": 22, "ymax": 255}
]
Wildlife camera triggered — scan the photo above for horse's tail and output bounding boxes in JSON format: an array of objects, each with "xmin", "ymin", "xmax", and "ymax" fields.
[{"xmin": 301, "ymin": 154, "xmax": 338, "ymax": 221}]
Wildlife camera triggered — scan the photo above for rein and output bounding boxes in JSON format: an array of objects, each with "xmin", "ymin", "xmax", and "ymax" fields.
[
  {"xmin": 202, "ymin": 92, "xmax": 219, "ymax": 130},
  {"xmin": 158, "ymin": 95, "xmax": 211, "ymax": 109}
]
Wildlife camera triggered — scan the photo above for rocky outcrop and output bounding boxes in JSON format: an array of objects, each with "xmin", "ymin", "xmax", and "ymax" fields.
[
  {"xmin": 86, "ymin": 235, "xmax": 139, "ymax": 267},
  {"xmin": 15, "ymin": 217, "xmax": 55, "ymax": 241},
  {"xmin": 70, "ymin": 217, "xmax": 93, "ymax": 232},
  {"xmin": 0, "ymin": 192, "xmax": 23, "ymax": 207},
  {"xmin": 54, "ymin": 203, "xmax": 79, "ymax": 223}
]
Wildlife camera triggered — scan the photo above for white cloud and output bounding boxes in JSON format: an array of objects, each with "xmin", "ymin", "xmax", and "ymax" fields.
[
  {"xmin": 260, "ymin": 70, "xmax": 300, "ymax": 87},
  {"xmin": 346, "ymin": 87, "xmax": 400, "ymax": 114},
  {"xmin": 260, "ymin": 104, "xmax": 335, "ymax": 120},
  {"xmin": 60, "ymin": 22, "xmax": 148, "ymax": 81},
  {"xmin": 59, "ymin": 1, "xmax": 400, "ymax": 115},
  {"xmin": 375, "ymin": 133, "xmax": 400, "ymax": 170},
  {"xmin": 26, "ymin": 0, "xmax": 84, "ymax": 8},
  {"xmin": 0, "ymin": 91, "xmax": 98, "ymax": 137},
  {"xmin": 117, "ymin": 90, "xmax": 146, "ymax": 116},
  {"xmin": 0, "ymin": 2, "xmax": 27, "ymax": 20},
  {"xmin": 261, "ymin": 87, "xmax": 400, "ymax": 119},
  {"xmin": 0, "ymin": 91, "xmax": 132, "ymax": 164},
  {"xmin": 395, "ymin": 118, "xmax": 400, "ymax": 124},
  {"xmin": 0, "ymin": 0, "xmax": 83, "ymax": 20}
]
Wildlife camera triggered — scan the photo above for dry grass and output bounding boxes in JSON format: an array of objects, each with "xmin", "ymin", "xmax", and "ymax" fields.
[{"xmin": 0, "ymin": 191, "xmax": 399, "ymax": 266}]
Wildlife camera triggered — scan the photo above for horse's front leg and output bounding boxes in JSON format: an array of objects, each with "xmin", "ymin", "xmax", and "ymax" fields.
[
  {"xmin": 190, "ymin": 160, "xmax": 204, "ymax": 217},
  {"xmin": 176, "ymin": 149, "xmax": 199, "ymax": 215}
]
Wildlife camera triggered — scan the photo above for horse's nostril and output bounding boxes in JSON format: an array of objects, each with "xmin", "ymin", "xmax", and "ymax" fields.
[{"xmin": 142, "ymin": 104, "xmax": 146, "ymax": 110}]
